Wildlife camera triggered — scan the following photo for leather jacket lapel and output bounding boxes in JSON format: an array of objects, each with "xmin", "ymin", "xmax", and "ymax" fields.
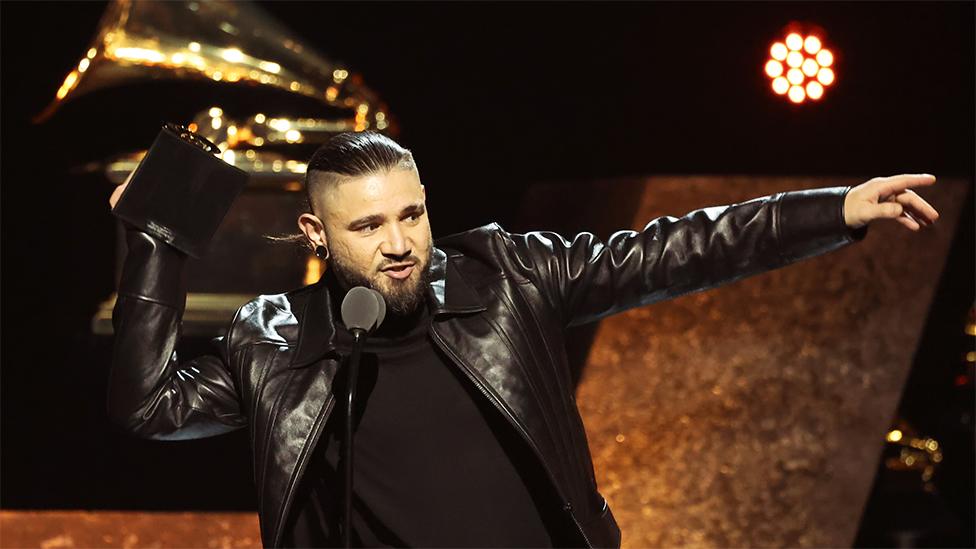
[
  {"xmin": 286, "ymin": 277, "xmax": 338, "ymax": 369},
  {"xmin": 265, "ymin": 356, "xmax": 339, "ymax": 547},
  {"xmin": 428, "ymin": 246, "xmax": 488, "ymax": 316}
]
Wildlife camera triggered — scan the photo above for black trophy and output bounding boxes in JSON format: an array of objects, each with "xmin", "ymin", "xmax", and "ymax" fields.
[{"xmin": 111, "ymin": 123, "xmax": 249, "ymax": 258}]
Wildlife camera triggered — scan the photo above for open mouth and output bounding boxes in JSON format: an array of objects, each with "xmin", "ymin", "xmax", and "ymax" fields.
[{"xmin": 381, "ymin": 263, "xmax": 415, "ymax": 280}]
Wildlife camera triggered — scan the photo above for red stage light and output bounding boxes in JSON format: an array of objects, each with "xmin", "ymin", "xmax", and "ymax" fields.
[{"xmin": 765, "ymin": 29, "xmax": 836, "ymax": 104}]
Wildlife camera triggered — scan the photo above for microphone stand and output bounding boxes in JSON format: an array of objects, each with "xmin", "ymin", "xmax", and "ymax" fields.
[
  {"xmin": 337, "ymin": 285, "xmax": 384, "ymax": 548},
  {"xmin": 342, "ymin": 328, "xmax": 365, "ymax": 548}
]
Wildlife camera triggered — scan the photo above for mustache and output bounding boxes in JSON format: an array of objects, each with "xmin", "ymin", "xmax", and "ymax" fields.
[{"xmin": 378, "ymin": 254, "xmax": 423, "ymax": 271}]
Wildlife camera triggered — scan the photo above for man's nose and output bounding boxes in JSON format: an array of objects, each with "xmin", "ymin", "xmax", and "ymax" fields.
[{"xmin": 381, "ymin": 223, "xmax": 410, "ymax": 257}]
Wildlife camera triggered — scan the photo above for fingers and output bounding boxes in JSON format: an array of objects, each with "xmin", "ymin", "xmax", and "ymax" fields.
[
  {"xmin": 109, "ymin": 171, "xmax": 135, "ymax": 209},
  {"xmin": 868, "ymin": 175, "xmax": 940, "ymax": 231},
  {"xmin": 875, "ymin": 174, "xmax": 936, "ymax": 196},
  {"xmin": 895, "ymin": 215, "xmax": 921, "ymax": 231},
  {"xmin": 109, "ymin": 180, "xmax": 129, "ymax": 209},
  {"xmin": 877, "ymin": 201, "xmax": 905, "ymax": 219},
  {"xmin": 894, "ymin": 190, "xmax": 940, "ymax": 225}
]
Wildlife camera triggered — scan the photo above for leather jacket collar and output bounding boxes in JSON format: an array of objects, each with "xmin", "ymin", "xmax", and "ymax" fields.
[{"xmin": 287, "ymin": 245, "xmax": 487, "ymax": 369}]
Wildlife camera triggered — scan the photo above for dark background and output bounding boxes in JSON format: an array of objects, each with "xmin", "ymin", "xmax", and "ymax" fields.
[{"xmin": 1, "ymin": 1, "xmax": 973, "ymax": 546}]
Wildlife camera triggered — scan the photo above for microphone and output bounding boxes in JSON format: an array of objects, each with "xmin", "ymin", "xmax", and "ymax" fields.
[
  {"xmin": 337, "ymin": 286, "xmax": 385, "ymax": 547},
  {"xmin": 340, "ymin": 286, "xmax": 386, "ymax": 335}
]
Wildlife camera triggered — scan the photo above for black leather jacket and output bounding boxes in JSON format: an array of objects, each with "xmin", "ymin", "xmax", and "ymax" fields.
[{"xmin": 107, "ymin": 186, "xmax": 866, "ymax": 548}]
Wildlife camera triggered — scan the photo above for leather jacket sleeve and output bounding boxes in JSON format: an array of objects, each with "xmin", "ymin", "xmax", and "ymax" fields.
[
  {"xmin": 502, "ymin": 186, "xmax": 868, "ymax": 328},
  {"xmin": 106, "ymin": 228, "xmax": 247, "ymax": 440}
]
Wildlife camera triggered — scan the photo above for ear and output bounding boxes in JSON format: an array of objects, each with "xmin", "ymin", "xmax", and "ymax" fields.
[{"xmin": 297, "ymin": 213, "xmax": 328, "ymax": 248}]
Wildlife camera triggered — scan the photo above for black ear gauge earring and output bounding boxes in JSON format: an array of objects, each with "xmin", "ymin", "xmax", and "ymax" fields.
[{"xmin": 315, "ymin": 245, "xmax": 330, "ymax": 260}]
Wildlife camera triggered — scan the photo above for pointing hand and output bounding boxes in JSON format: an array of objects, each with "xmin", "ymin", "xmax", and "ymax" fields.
[{"xmin": 843, "ymin": 174, "xmax": 940, "ymax": 231}]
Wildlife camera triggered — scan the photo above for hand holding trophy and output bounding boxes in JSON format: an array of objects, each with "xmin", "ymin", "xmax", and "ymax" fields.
[
  {"xmin": 109, "ymin": 123, "xmax": 248, "ymax": 258},
  {"xmin": 109, "ymin": 171, "xmax": 134, "ymax": 209}
]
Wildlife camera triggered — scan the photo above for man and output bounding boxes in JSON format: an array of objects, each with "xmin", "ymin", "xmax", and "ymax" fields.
[{"xmin": 106, "ymin": 132, "xmax": 939, "ymax": 548}]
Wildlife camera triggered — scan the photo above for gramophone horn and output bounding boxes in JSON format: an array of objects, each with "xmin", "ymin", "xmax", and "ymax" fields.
[{"xmin": 33, "ymin": 0, "xmax": 390, "ymax": 132}]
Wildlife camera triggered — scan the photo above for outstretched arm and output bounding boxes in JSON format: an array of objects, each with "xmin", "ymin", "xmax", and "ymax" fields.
[{"xmin": 502, "ymin": 175, "xmax": 939, "ymax": 328}]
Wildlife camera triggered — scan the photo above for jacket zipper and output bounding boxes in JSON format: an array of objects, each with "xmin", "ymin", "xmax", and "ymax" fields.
[
  {"xmin": 272, "ymin": 393, "xmax": 336, "ymax": 547},
  {"xmin": 429, "ymin": 324, "xmax": 595, "ymax": 548}
]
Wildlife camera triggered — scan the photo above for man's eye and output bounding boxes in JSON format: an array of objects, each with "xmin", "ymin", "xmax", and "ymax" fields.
[{"xmin": 360, "ymin": 224, "xmax": 379, "ymax": 233}]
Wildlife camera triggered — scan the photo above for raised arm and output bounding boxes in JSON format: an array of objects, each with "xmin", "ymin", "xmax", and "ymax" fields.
[
  {"xmin": 501, "ymin": 186, "xmax": 868, "ymax": 328},
  {"xmin": 106, "ymin": 224, "xmax": 247, "ymax": 441}
]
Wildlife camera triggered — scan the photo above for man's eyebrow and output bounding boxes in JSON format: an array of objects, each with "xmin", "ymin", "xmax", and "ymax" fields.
[
  {"xmin": 401, "ymin": 202, "xmax": 425, "ymax": 216},
  {"xmin": 346, "ymin": 203, "xmax": 425, "ymax": 230},
  {"xmin": 347, "ymin": 214, "xmax": 385, "ymax": 230}
]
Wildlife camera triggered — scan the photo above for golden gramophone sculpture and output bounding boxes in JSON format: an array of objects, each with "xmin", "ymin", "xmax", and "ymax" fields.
[{"xmin": 36, "ymin": 0, "xmax": 395, "ymax": 336}]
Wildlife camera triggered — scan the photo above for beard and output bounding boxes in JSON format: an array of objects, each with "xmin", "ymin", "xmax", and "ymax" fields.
[{"xmin": 327, "ymin": 247, "xmax": 432, "ymax": 317}]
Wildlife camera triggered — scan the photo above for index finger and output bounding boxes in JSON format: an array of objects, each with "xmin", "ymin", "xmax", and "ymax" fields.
[{"xmin": 876, "ymin": 174, "xmax": 937, "ymax": 195}]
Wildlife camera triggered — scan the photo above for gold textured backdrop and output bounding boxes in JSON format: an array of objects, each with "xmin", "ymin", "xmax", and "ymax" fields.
[{"xmin": 569, "ymin": 176, "xmax": 969, "ymax": 548}]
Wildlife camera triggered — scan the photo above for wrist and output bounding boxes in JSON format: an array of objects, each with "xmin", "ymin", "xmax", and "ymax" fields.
[
  {"xmin": 842, "ymin": 186, "xmax": 861, "ymax": 228},
  {"xmin": 118, "ymin": 228, "xmax": 189, "ymax": 309}
]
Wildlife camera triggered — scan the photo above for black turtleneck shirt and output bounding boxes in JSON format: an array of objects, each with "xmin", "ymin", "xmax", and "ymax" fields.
[{"xmin": 287, "ymin": 295, "xmax": 581, "ymax": 547}]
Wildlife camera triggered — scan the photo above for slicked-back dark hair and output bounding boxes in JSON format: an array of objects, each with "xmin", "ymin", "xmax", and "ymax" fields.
[
  {"xmin": 264, "ymin": 131, "xmax": 416, "ymax": 251},
  {"xmin": 307, "ymin": 131, "xmax": 415, "ymax": 180},
  {"xmin": 305, "ymin": 131, "xmax": 416, "ymax": 218}
]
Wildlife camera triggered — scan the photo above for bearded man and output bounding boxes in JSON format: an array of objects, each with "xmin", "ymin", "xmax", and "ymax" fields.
[{"xmin": 106, "ymin": 131, "xmax": 939, "ymax": 548}]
